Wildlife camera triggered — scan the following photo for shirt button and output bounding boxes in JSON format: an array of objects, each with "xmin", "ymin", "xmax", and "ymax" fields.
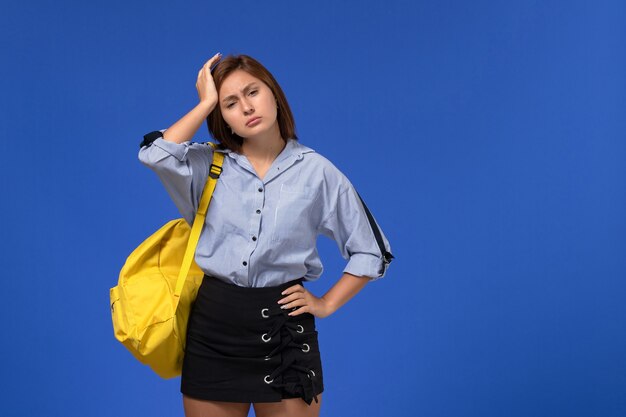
[
  {"xmin": 256, "ymin": 209, "xmax": 261, "ymax": 214},
  {"xmin": 242, "ymin": 261, "xmax": 248, "ymax": 266},
  {"xmin": 258, "ymin": 187, "xmax": 263, "ymax": 192},
  {"xmin": 252, "ymin": 236, "xmax": 257, "ymax": 241}
]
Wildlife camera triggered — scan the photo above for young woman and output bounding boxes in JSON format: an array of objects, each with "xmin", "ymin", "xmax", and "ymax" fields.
[{"xmin": 138, "ymin": 52, "xmax": 393, "ymax": 417}]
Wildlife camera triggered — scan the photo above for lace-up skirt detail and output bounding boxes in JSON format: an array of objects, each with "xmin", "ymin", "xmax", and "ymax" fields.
[{"xmin": 181, "ymin": 275, "xmax": 323, "ymax": 405}]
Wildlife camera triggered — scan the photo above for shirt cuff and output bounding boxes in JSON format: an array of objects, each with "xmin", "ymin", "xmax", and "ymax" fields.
[
  {"xmin": 343, "ymin": 253, "xmax": 387, "ymax": 281},
  {"xmin": 151, "ymin": 137, "xmax": 192, "ymax": 162}
]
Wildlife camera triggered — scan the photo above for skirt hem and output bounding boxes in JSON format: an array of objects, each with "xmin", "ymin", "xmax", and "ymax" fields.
[{"xmin": 180, "ymin": 387, "xmax": 325, "ymax": 404}]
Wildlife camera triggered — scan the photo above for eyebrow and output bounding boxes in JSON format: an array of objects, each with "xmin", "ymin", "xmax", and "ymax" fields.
[{"xmin": 222, "ymin": 82, "xmax": 259, "ymax": 103}]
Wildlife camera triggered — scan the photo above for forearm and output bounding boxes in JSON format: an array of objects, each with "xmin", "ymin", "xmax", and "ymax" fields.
[
  {"xmin": 162, "ymin": 100, "xmax": 216, "ymax": 144},
  {"xmin": 321, "ymin": 272, "xmax": 370, "ymax": 316}
]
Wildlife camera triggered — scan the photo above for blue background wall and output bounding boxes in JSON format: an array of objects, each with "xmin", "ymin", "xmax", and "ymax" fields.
[{"xmin": 1, "ymin": 1, "xmax": 624, "ymax": 416}]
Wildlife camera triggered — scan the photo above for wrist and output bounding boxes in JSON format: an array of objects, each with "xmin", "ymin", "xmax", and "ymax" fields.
[
  {"xmin": 198, "ymin": 99, "xmax": 217, "ymax": 115},
  {"xmin": 320, "ymin": 296, "xmax": 338, "ymax": 317}
]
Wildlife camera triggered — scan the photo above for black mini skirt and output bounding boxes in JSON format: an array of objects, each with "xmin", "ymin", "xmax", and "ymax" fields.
[{"xmin": 180, "ymin": 274, "xmax": 324, "ymax": 405}]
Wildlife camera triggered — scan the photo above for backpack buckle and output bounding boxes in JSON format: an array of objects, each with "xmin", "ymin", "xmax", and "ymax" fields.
[{"xmin": 209, "ymin": 163, "xmax": 223, "ymax": 179}]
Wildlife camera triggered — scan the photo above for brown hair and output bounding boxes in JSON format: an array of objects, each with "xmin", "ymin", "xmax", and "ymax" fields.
[{"xmin": 207, "ymin": 54, "xmax": 298, "ymax": 153}]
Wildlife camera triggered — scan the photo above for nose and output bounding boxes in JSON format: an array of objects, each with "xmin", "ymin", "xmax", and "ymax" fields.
[{"xmin": 242, "ymin": 98, "xmax": 254, "ymax": 114}]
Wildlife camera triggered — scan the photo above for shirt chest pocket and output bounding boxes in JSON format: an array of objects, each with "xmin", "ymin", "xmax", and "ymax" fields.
[{"xmin": 271, "ymin": 184, "xmax": 318, "ymax": 249}]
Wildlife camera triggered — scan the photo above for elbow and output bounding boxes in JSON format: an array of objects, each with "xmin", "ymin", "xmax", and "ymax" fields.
[{"xmin": 138, "ymin": 146, "xmax": 166, "ymax": 168}]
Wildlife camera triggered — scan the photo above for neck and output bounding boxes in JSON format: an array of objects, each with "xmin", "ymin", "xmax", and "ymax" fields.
[{"xmin": 241, "ymin": 122, "xmax": 286, "ymax": 162}]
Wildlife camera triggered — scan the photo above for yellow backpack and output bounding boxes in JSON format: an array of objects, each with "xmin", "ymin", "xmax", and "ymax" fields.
[{"xmin": 110, "ymin": 143, "xmax": 224, "ymax": 379}]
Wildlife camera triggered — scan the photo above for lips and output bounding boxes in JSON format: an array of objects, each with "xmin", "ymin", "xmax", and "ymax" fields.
[{"xmin": 246, "ymin": 117, "xmax": 261, "ymax": 126}]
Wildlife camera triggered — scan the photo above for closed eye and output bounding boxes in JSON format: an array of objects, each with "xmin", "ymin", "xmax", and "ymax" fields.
[{"xmin": 225, "ymin": 90, "xmax": 257, "ymax": 108}]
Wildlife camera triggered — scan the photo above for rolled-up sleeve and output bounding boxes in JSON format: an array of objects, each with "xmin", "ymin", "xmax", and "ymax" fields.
[
  {"xmin": 317, "ymin": 182, "xmax": 392, "ymax": 281},
  {"xmin": 137, "ymin": 129, "xmax": 214, "ymax": 226}
]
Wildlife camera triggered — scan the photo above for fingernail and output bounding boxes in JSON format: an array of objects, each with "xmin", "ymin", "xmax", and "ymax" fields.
[{"xmin": 280, "ymin": 305, "xmax": 287, "ymax": 309}]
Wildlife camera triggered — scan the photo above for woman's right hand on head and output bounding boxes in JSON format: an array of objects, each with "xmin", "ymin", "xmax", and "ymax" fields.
[{"xmin": 196, "ymin": 52, "xmax": 222, "ymax": 107}]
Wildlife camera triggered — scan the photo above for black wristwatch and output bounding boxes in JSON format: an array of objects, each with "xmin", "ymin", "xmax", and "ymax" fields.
[{"xmin": 139, "ymin": 130, "xmax": 164, "ymax": 148}]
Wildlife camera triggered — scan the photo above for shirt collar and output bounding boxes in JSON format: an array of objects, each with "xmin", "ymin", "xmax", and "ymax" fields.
[{"xmin": 215, "ymin": 138, "xmax": 315, "ymax": 161}]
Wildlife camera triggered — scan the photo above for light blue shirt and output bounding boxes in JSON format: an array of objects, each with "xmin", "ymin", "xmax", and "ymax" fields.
[{"xmin": 138, "ymin": 130, "xmax": 392, "ymax": 288}]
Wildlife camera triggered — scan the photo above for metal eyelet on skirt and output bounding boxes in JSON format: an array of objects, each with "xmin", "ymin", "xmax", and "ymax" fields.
[
  {"xmin": 297, "ymin": 325, "xmax": 304, "ymax": 333},
  {"xmin": 261, "ymin": 308, "xmax": 269, "ymax": 318},
  {"xmin": 302, "ymin": 343, "xmax": 310, "ymax": 352},
  {"xmin": 264, "ymin": 355, "xmax": 271, "ymax": 361},
  {"xmin": 306, "ymin": 369, "xmax": 316, "ymax": 378},
  {"xmin": 264, "ymin": 375, "xmax": 274, "ymax": 384},
  {"xmin": 262, "ymin": 333, "xmax": 271, "ymax": 342}
]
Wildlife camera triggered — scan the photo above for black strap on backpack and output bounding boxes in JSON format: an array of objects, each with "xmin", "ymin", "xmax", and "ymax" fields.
[
  {"xmin": 356, "ymin": 192, "xmax": 395, "ymax": 276},
  {"xmin": 140, "ymin": 130, "xmax": 164, "ymax": 148}
]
